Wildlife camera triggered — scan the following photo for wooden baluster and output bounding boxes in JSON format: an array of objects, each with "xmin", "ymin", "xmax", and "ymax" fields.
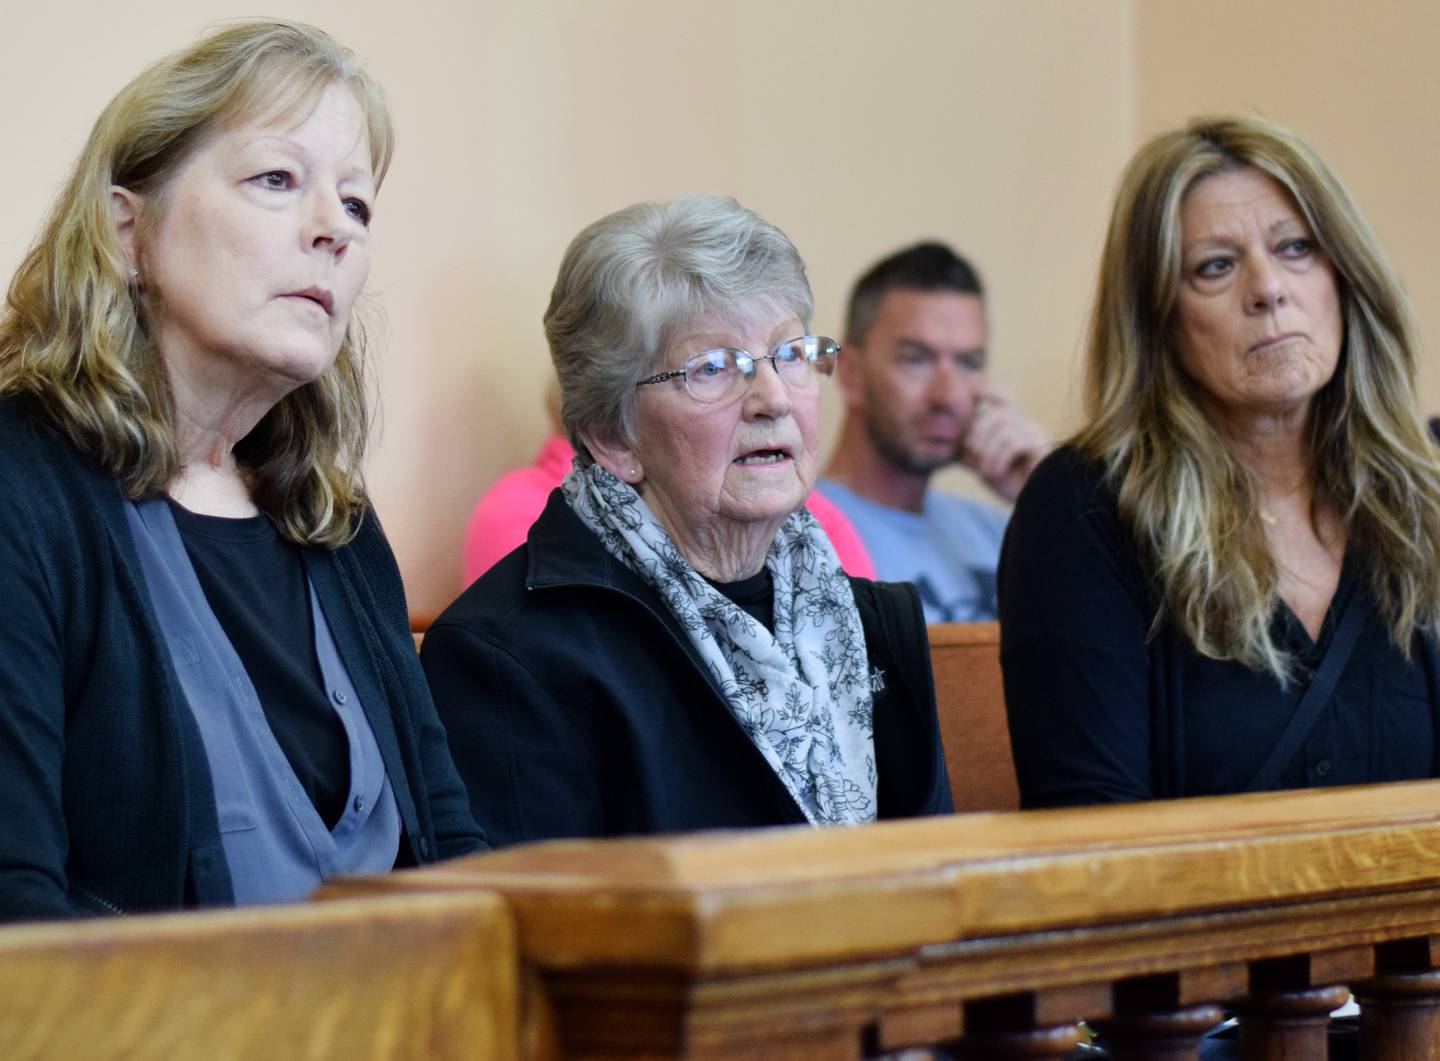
[
  {"xmin": 1355, "ymin": 937, "xmax": 1440, "ymax": 1060},
  {"xmin": 1356, "ymin": 971, "xmax": 1440, "ymax": 1061},
  {"xmin": 948, "ymin": 992, "xmax": 1092, "ymax": 1058},
  {"xmin": 1092, "ymin": 972, "xmax": 1234, "ymax": 1060},
  {"xmin": 1234, "ymin": 985, "xmax": 1348, "ymax": 1060},
  {"xmin": 949, "ymin": 1024, "xmax": 1083, "ymax": 1059},
  {"xmin": 1233, "ymin": 955, "xmax": 1351, "ymax": 1061},
  {"xmin": 1096, "ymin": 1008, "xmax": 1227, "ymax": 1061}
]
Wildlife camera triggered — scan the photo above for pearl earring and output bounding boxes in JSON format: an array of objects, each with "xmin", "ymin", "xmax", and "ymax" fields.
[{"xmin": 127, "ymin": 267, "xmax": 138, "ymax": 281}]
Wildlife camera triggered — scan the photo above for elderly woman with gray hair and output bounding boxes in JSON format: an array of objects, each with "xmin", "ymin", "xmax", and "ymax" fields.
[{"xmin": 423, "ymin": 195, "xmax": 952, "ymax": 844}]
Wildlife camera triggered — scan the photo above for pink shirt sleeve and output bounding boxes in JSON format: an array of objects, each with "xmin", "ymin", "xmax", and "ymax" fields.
[
  {"xmin": 805, "ymin": 491, "xmax": 878, "ymax": 580},
  {"xmin": 462, "ymin": 469, "xmax": 557, "ymax": 586},
  {"xmin": 463, "ymin": 437, "xmax": 577, "ymax": 586}
]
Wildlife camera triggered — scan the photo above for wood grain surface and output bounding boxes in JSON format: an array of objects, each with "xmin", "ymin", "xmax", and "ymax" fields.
[
  {"xmin": 323, "ymin": 780, "xmax": 1440, "ymax": 972},
  {"xmin": 927, "ymin": 621, "xmax": 1018, "ymax": 812},
  {"xmin": 0, "ymin": 892, "xmax": 518, "ymax": 1061},
  {"xmin": 321, "ymin": 782, "xmax": 1440, "ymax": 1056}
]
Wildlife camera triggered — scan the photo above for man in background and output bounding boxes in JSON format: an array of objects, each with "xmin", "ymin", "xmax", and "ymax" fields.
[{"xmin": 820, "ymin": 242, "xmax": 1050, "ymax": 622}]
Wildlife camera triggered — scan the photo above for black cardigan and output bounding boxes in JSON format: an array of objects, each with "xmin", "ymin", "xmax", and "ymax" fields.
[
  {"xmin": 422, "ymin": 490, "xmax": 954, "ymax": 846},
  {"xmin": 0, "ymin": 397, "xmax": 485, "ymax": 922},
  {"xmin": 999, "ymin": 446, "xmax": 1440, "ymax": 808}
]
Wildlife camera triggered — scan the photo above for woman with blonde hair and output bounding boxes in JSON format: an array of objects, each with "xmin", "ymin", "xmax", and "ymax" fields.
[
  {"xmin": 0, "ymin": 21, "xmax": 484, "ymax": 922},
  {"xmin": 1000, "ymin": 115, "xmax": 1440, "ymax": 806}
]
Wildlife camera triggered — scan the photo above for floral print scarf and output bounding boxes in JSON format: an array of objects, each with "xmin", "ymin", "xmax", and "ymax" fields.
[{"xmin": 563, "ymin": 461, "xmax": 877, "ymax": 826}]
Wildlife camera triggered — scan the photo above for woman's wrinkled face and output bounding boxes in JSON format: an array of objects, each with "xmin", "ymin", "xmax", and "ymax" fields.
[
  {"xmin": 1174, "ymin": 166, "xmax": 1343, "ymax": 422},
  {"xmin": 621, "ymin": 303, "xmax": 821, "ymax": 546},
  {"xmin": 132, "ymin": 82, "xmax": 375, "ymax": 396}
]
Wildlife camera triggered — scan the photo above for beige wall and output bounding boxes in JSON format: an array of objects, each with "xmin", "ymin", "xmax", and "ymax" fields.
[{"xmin": 6, "ymin": 3, "xmax": 1434, "ymax": 618}]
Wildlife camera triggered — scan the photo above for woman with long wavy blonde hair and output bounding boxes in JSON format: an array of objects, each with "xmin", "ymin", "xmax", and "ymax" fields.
[
  {"xmin": 1000, "ymin": 115, "xmax": 1440, "ymax": 807},
  {"xmin": 0, "ymin": 21, "xmax": 484, "ymax": 923}
]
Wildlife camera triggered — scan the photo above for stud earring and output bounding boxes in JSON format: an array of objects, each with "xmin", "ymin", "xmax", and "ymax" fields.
[{"xmin": 127, "ymin": 267, "xmax": 138, "ymax": 281}]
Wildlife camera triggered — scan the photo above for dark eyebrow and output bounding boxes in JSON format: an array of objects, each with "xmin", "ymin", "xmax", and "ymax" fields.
[{"xmin": 894, "ymin": 338, "xmax": 938, "ymax": 354}]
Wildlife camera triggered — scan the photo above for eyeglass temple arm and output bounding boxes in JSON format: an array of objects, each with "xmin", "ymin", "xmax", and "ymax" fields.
[{"xmin": 636, "ymin": 369, "xmax": 685, "ymax": 388}]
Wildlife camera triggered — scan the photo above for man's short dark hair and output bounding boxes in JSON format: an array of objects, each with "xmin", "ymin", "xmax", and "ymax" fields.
[{"xmin": 844, "ymin": 242, "xmax": 984, "ymax": 347}]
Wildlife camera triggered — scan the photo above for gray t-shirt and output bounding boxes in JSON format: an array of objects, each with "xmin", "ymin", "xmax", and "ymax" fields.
[{"xmin": 817, "ymin": 479, "xmax": 1008, "ymax": 623}]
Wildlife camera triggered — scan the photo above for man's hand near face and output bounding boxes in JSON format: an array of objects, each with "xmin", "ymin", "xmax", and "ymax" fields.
[{"xmin": 960, "ymin": 386, "xmax": 1052, "ymax": 502}]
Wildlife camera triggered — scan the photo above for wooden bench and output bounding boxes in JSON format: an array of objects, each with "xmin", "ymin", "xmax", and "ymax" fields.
[
  {"xmin": 411, "ymin": 614, "xmax": 433, "ymax": 653},
  {"xmin": 0, "ymin": 892, "xmax": 518, "ymax": 1060},
  {"xmin": 325, "ymin": 779, "xmax": 1440, "ymax": 1058},
  {"xmin": 928, "ymin": 621, "xmax": 1017, "ymax": 812}
]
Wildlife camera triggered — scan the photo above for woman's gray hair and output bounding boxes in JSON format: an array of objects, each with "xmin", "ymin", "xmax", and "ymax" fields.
[{"xmin": 544, "ymin": 194, "xmax": 814, "ymax": 461}]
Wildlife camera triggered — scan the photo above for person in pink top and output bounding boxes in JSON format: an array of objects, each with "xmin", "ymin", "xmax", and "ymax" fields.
[{"xmin": 463, "ymin": 433, "xmax": 876, "ymax": 585}]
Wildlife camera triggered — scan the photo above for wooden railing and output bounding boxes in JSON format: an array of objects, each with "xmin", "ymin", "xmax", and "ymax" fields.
[
  {"xmin": 0, "ymin": 892, "xmax": 519, "ymax": 1060},
  {"xmin": 321, "ymin": 779, "xmax": 1440, "ymax": 1058},
  {"xmin": 10, "ymin": 780, "xmax": 1440, "ymax": 1057}
]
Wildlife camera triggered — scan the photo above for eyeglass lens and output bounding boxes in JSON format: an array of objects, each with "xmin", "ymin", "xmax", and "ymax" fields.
[{"xmin": 684, "ymin": 337, "xmax": 837, "ymax": 402}]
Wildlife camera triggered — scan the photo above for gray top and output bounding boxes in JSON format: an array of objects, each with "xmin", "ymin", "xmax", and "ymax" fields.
[
  {"xmin": 817, "ymin": 478, "xmax": 1008, "ymax": 622},
  {"xmin": 124, "ymin": 497, "xmax": 401, "ymax": 905}
]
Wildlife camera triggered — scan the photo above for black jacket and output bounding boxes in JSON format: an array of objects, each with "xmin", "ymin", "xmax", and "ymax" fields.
[
  {"xmin": 0, "ymin": 396, "xmax": 485, "ymax": 922},
  {"xmin": 422, "ymin": 490, "xmax": 953, "ymax": 846},
  {"xmin": 1000, "ymin": 446, "xmax": 1440, "ymax": 807}
]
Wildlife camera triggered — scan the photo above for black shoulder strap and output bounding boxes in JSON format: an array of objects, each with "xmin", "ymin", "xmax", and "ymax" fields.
[
  {"xmin": 1245, "ymin": 589, "xmax": 1366, "ymax": 793},
  {"xmin": 850, "ymin": 578, "xmax": 954, "ymax": 816},
  {"xmin": 851, "ymin": 580, "xmax": 928, "ymax": 695}
]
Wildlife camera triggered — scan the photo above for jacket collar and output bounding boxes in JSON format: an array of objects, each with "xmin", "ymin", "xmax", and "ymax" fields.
[
  {"xmin": 522, "ymin": 486, "xmax": 728, "ymax": 691},
  {"xmin": 524, "ymin": 487, "xmax": 657, "ymax": 599}
]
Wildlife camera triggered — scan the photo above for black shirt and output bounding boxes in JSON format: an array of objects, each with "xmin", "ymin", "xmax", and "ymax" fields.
[
  {"xmin": 707, "ymin": 569, "xmax": 775, "ymax": 631},
  {"xmin": 169, "ymin": 501, "xmax": 350, "ymax": 828},
  {"xmin": 998, "ymin": 447, "xmax": 1437, "ymax": 808}
]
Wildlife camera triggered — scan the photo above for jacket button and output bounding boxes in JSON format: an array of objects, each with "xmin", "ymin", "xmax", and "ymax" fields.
[
  {"xmin": 1315, "ymin": 759, "xmax": 1332, "ymax": 778},
  {"xmin": 353, "ymin": 795, "xmax": 365, "ymax": 813},
  {"xmin": 332, "ymin": 689, "xmax": 348, "ymax": 705}
]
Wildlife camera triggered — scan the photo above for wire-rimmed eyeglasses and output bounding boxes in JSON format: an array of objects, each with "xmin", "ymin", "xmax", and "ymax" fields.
[{"xmin": 636, "ymin": 335, "xmax": 840, "ymax": 404}]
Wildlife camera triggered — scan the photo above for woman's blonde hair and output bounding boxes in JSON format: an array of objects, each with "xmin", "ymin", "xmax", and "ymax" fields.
[
  {"xmin": 0, "ymin": 20, "xmax": 394, "ymax": 545},
  {"xmin": 1076, "ymin": 114, "xmax": 1440, "ymax": 679}
]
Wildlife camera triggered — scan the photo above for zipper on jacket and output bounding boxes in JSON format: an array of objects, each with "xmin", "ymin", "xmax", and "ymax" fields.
[{"xmin": 72, "ymin": 885, "xmax": 127, "ymax": 917}]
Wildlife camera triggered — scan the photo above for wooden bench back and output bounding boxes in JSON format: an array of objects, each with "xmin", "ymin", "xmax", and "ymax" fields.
[
  {"xmin": 0, "ymin": 893, "xmax": 518, "ymax": 1060},
  {"xmin": 412, "ymin": 614, "xmax": 432, "ymax": 653},
  {"xmin": 927, "ymin": 621, "xmax": 1017, "ymax": 811}
]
